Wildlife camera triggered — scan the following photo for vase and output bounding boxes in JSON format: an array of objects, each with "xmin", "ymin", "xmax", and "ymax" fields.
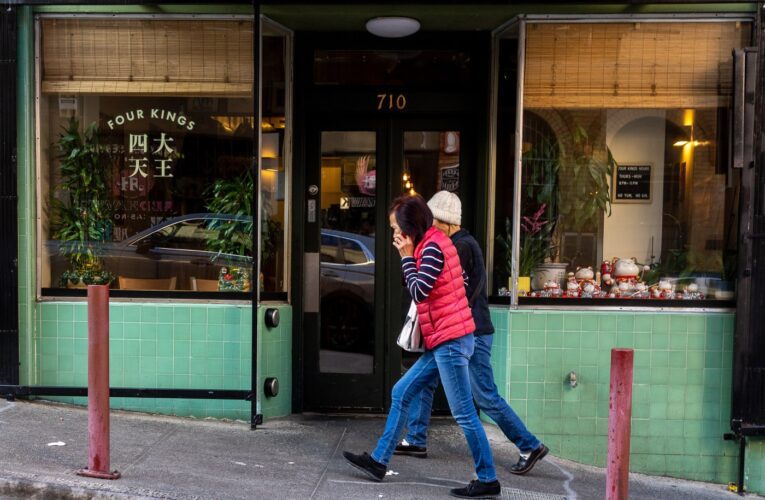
[
  {"xmin": 531, "ymin": 262, "xmax": 568, "ymax": 291},
  {"xmin": 516, "ymin": 276, "xmax": 531, "ymax": 295}
]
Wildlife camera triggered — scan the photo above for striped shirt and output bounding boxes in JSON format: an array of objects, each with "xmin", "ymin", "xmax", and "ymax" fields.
[{"xmin": 402, "ymin": 242, "xmax": 469, "ymax": 303}]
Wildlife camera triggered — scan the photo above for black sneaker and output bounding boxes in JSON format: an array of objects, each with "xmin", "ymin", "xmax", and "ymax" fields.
[
  {"xmin": 449, "ymin": 479, "xmax": 501, "ymax": 498},
  {"xmin": 509, "ymin": 443, "xmax": 549, "ymax": 475},
  {"xmin": 342, "ymin": 451, "xmax": 386, "ymax": 482},
  {"xmin": 394, "ymin": 439, "xmax": 428, "ymax": 458}
]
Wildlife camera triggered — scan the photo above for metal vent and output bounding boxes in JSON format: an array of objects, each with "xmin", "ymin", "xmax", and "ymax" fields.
[{"xmin": 502, "ymin": 488, "xmax": 567, "ymax": 500}]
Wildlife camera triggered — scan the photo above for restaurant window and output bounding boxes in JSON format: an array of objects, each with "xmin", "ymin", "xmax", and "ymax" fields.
[
  {"xmin": 494, "ymin": 21, "xmax": 751, "ymax": 303},
  {"xmin": 37, "ymin": 16, "xmax": 290, "ymax": 296}
]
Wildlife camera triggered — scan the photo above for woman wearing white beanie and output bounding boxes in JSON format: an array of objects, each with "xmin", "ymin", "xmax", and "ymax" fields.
[{"xmin": 395, "ymin": 190, "xmax": 549, "ymax": 477}]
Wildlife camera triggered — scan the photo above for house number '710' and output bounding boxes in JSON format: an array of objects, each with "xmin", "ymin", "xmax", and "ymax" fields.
[{"xmin": 377, "ymin": 94, "xmax": 407, "ymax": 111}]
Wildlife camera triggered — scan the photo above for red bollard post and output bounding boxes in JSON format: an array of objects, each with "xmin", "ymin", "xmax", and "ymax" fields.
[
  {"xmin": 606, "ymin": 348, "xmax": 634, "ymax": 500},
  {"xmin": 77, "ymin": 285, "xmax": 120, "ymax": 480}
]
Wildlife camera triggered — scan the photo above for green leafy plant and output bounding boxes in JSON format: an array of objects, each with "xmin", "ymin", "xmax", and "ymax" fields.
[
  {"xmin": 205, "ymin": 170, "xmax": 256, "ymax": 259},
  {"xmin": 51, "ymin": 118, "xmax": 114, "ymax": 286},
  {"xmin": 522, "ymin": 137, "xmax": 561, "ymax": 261},
  {"xmin": 560, "ymin": 125, "xmax": 615, "ymax": 232},
  {"xmin": 204, "ymin": 169, "xmax": 280, "ymax": 263},
  {"xmin": 494, "ymin": 137, "xmax": 561, "ymax": 289}
]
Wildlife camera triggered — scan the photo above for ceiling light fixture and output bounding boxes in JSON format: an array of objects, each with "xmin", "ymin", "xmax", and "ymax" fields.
[{"xmin": 366, "ymin": 16, "xmax": 421, "ymax": 38}]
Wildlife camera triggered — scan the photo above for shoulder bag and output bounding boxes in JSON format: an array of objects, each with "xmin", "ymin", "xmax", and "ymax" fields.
[{"xmin": 397, "ymin": 300, "xmax": 424, "ymax": 352}]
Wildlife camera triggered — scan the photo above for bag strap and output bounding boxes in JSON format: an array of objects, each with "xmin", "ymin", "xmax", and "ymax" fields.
[{"xmin": 469, "ymin": 272, "xmax": 486, "ymax": 307}]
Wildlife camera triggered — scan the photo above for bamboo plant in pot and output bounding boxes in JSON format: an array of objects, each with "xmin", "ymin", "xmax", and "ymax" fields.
[{"xmin": 51, "ymin": 118, "xmax": 115, "ymax": 287}]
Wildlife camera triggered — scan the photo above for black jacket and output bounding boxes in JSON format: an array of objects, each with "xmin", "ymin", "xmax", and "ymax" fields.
[{"xmin": 451, "ymin": 229, "xmax": 494, "ymax": 335}]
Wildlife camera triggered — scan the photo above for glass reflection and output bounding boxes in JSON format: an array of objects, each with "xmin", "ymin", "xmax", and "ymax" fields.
[{"xmin": 319, "ymin": 131, "xmax": 376, "ymax": 374}]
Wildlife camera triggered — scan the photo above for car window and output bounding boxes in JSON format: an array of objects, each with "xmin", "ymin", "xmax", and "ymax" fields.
[
  {"xmin": 138, "ymin": 219, "xmax": 210, "ymax": 251},
  {"xmin": 340, "ymin": 238, "xmax": 368, "ymax": 265},
  {"xmin": 321, "ymin": 234, "xmax": 341, "ymax": 263}
]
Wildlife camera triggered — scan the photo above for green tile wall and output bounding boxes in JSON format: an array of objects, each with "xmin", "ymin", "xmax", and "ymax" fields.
[
  {"xmin": 259, "ymin": 305, "xmax": 293, "ymax": 419},
  {"xmin": 33, "ymin": 302, "xmax": 292, "ymax": 421},
  {"xmin": 488, "ymin": 308, "xmax": 764, "ymax": 494}
]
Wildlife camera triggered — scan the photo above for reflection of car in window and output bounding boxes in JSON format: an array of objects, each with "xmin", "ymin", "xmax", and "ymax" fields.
[
  {"xmin": 46, "ymin": 214, "xmax": 375, "ymax": 318},
  {"xmin": 319, "ymin": 229, "xmax": 375, "ymax": 354}
]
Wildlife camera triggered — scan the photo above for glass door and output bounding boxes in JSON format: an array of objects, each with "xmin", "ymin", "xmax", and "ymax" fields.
[
  {"xmin": 302, "ymin": 117, "xmax": 470, "ymax": 411},
  {"xmin": 303, "ymin": 118, "xmax": 388, "ymax": 411}
]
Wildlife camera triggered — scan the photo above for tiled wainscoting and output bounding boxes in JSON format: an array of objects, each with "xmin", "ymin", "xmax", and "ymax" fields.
[
  {"xmin": 32, "ymin": 302, "xmax": 292, "ymax": 421},
  {"xmin": 488, "ymin": 308, "xmax": 765, "ymax": 494}
]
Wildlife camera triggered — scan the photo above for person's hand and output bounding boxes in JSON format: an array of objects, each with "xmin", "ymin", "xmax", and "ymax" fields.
[
  {"xmin": 355, "ymin": 155, "xmax": 375, "ymax": 195},
  {"xmin": 393, "ymin": 234, "xmax": 414, "ymax": 258},
  {"xmin": 355, "ymin": 155, "xmax": 369, "ymax": 184}
]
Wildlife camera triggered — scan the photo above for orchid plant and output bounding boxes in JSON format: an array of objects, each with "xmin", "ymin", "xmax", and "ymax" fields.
[{"xmin": 519, "ymin": 204, "xmax": 553, "ymax": 277}]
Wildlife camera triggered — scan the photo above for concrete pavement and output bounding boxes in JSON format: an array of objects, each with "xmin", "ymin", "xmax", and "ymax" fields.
[{"xmin": 0, "ymin": 400, "xmax": 759, "ymax": 499}]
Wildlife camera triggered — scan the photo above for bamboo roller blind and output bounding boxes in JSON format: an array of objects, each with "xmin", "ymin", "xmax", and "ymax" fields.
[
  {"xmin": 524, "ymin": 22, "xmax": 750, "ymax": 109},
  {"xmin": 41, "ymin": 18, "xmax": 254, "ymax": 96}
]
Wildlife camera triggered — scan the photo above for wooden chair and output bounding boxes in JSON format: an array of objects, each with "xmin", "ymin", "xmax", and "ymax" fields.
[
  {"xmin": 118, "ymin": 276, "xmax": 177, "ymax": 290},
  {"xmin": 190, "ymin": 276, "xmax": 219, "ymax": 292}
]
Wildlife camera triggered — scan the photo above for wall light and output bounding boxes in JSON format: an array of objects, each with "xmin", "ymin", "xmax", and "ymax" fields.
[{"xmin": 366, "ymin": 17, "xmax": 421, "ymax": 38}]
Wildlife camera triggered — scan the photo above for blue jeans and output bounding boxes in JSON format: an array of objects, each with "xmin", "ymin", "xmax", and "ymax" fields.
[
  {"xmin": 370, "ymin": 334, "xmax": 497, "ymax": 483},
  {"xmin": 405, "ymin": 334, "xmax": 541, "ymax": 454}
]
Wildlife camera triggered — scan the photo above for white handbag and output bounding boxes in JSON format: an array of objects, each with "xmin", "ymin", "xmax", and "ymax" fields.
[{"xmin": 397, "ymin": 301, "xmax": 424, "ymax": 352}]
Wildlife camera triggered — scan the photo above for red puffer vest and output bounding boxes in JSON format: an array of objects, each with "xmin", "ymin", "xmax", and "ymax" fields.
[{"xmin": 414, "ymin": 226, "xmax": 476, "ymax": 350}]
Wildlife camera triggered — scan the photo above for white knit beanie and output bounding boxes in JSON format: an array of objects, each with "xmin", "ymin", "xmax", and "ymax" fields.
[{"xmin": 428, "ymin": 191, "xmax": 462, "ymax": 226}]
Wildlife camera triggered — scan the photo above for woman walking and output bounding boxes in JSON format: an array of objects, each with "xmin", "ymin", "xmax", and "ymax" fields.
[{"xmin": 343, "ymin": 194, "xmax": 501, "ymax": 499}]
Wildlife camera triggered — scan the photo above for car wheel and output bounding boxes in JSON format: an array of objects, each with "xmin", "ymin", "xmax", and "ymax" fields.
[{"xmin": 321, "ymin": 294, "xmax": 368, "ymax": 351}]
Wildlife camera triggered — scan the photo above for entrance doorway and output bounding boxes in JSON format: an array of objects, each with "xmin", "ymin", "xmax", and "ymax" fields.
[
  {"xmin": 295, "ymin": 34, "xmax": 487, "ymax": 411},
  {"xmin": 301, "ymin": 117, "xmax": 473, "ymax": 411}
]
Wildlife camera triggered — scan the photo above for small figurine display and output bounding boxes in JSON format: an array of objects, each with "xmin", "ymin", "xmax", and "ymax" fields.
[
  {"xmin": 682, "ymin": 282, "xmax": 705, "ymax": 300},
  {"xmin": 506, "ymin": 256, "xmax": 704, "ymax": 301},
  {"xmin": 565, "ymin": 273, "xmax": 580, "ymax": 297}
]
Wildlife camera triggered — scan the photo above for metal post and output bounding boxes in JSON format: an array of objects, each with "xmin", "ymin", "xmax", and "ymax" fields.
[
  {"xmin": 606, "ymin": 348, "xmax": 634, "ymax": 500},
  {"xmin": 77, "ymin": 285, "xmax": 120, "ymax": 480},
  {"xmin": 737, "ymin": 436, "xmax": 746, "ymax": 496}
]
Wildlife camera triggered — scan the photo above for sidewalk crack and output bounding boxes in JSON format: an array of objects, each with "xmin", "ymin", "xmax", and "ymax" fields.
[
  {"xmin": 120, "ymin": 425, "xmax": 179, "ymax": 474},
  {"xmin": 309, "ymin": 426, "xmax": 347, "ymax": 500}
]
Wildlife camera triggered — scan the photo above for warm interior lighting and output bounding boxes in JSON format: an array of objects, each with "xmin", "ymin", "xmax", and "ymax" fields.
[
  {"xmin": 262, "ymin": 132, "xmax": 280, "ymax": 159},
  {"xmin": 673, "ymin": 140, "xmax": 689, "ymax": 147},
  {"xmin": 366, "ymin": 17, "xmax": 421, "ymax": 38}
]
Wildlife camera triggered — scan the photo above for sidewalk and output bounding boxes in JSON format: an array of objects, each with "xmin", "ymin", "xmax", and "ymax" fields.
[{"xmin": 0, "ymin": 400, "xmax": 758, "ymax": 500}]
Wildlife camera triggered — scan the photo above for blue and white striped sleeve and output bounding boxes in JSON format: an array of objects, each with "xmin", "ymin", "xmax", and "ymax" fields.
[{"xmin": 402, "ymin": 242, "xmax": 444, "ymax": 303}]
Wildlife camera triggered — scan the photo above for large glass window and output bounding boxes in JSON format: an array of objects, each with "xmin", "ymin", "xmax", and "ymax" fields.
[
  {"xmin": 37, "ymin": 16, "xmax": 289, "ymax": 296},
  {"xmin": 494, "ymin": 21, "xmax": 751, "ymax": 303}
]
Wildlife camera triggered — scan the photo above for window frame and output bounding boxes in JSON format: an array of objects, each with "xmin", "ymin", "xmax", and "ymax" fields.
[
  {"xmin": 34, "ymin": 13, "xmax": 293, "ymax": 303},
  {"xmin": 489, "ymin": 14, "xmax": 753, "ymax": 311}
]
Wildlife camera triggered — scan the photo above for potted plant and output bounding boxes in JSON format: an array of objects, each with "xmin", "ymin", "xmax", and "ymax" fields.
[
  {"xmin": 559, "ymin": 125, "xmax": 615, "ymax": 233},
  {"xmin": 494, "ymin": 136, "xmax": 561, "ymax": 294},
  {"xmin": 51, "ymin": 118, "xmax": 114, "ymax": 287},
  {"xmin": 205, "ymin": 169, "xmax": 280, "ymax": 291}
]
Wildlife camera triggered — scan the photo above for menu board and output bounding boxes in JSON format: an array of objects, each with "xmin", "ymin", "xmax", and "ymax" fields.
[{"xmin": 613, "ymin": 164, "xmax": 651, "ymax": 202}]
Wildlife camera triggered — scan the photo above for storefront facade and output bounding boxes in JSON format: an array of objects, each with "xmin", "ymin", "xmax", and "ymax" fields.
[{"xmin": 1, "ymin": 1, "xmax": 764, "ymax": 494}]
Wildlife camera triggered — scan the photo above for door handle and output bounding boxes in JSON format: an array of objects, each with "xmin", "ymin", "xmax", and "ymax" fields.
[
  {"xmin": 322, "ymin": 270, "xmax": 339, "ymax": 277},
  {"xmin": 304, "ymin": 253, "xmax": 320, "ymax": 313}
]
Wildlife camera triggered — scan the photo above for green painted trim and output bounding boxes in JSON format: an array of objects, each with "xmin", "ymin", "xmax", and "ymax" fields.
[
  {"xmin": 17, "ymin": 5, "xmax": 36, "ymax": 386},
  {"xmin": 33, "ymin": 4, "xmax": 253, "ymax": 15}
]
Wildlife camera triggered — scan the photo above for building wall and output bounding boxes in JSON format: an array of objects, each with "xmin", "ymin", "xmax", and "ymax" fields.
[
  {"xmin": 488, "ymin": 307, "xmax": 765, "ymax": 493},
  {"xmin": 33, "ymin": 302, "xmax": 292, "ymax": 421}
]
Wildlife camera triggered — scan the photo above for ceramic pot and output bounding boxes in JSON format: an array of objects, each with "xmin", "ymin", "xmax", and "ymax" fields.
[{"xmin": 531, "ymin": 262, "xmax": 568, "ymax": 291}]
